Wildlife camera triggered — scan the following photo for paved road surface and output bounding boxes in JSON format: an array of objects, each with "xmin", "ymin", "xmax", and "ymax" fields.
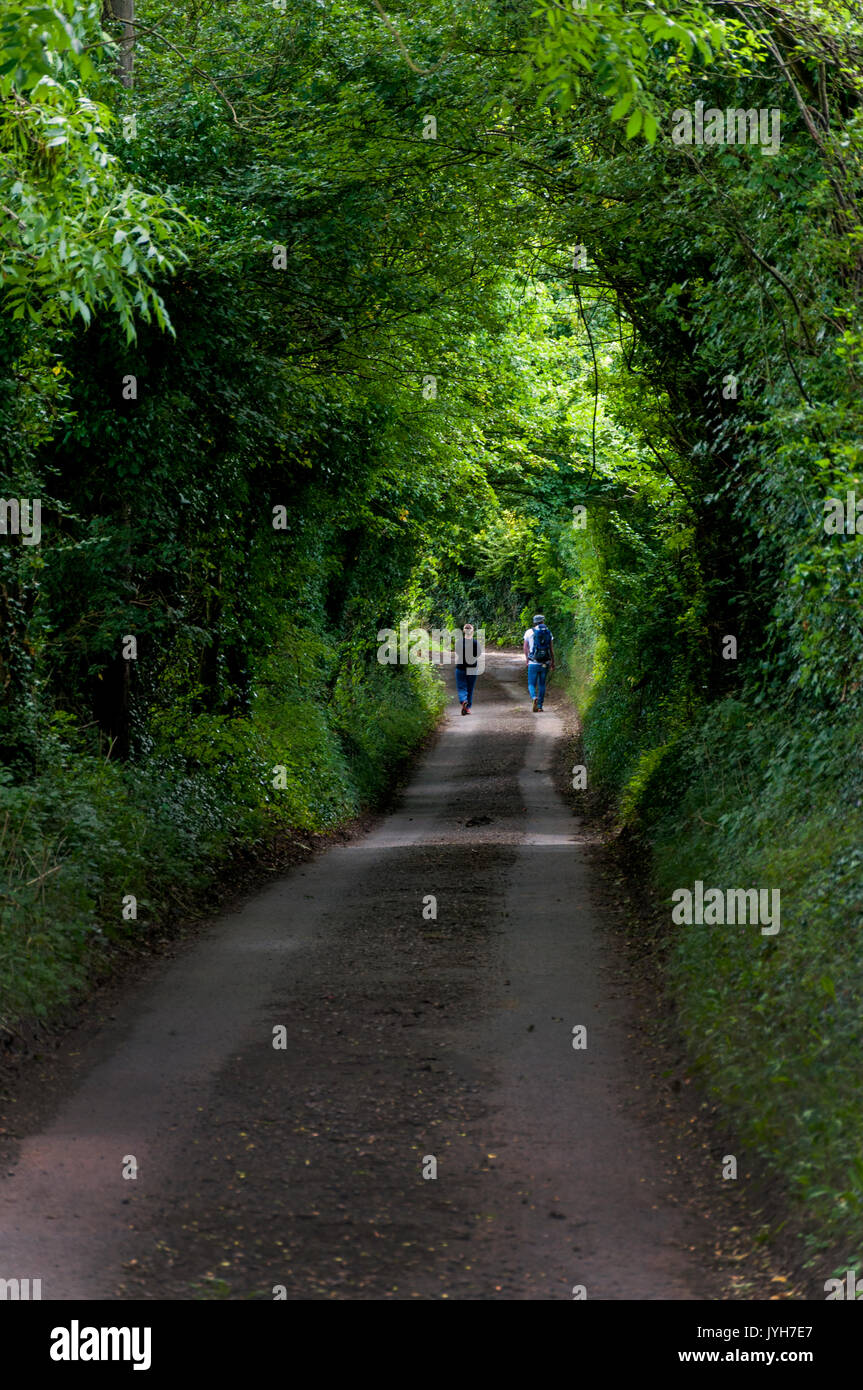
[{"xmin": 0, "ymin": 651, "xmax": 714, "ymax": 1299}]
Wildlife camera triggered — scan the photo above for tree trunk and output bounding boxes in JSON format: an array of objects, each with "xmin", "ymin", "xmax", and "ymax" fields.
[{"xmin": 108, "ymin": 1, "xmax": 135, "ymax": 89}]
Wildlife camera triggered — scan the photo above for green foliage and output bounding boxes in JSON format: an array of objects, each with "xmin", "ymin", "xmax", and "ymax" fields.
[
  {"xmin": 1, "ymin": 2, "xmax": 190, "ymax": 339},
  {"xmin": 632, "ymin": 700, "xmax": 863, "ymax": 1241},
  {"xmin": 0, "ymin": 644, "xmax": 441, "ymax": 1028},
  {"xmin": 524, "ymin": 0, "xmax": 763, "ymax": 140}
]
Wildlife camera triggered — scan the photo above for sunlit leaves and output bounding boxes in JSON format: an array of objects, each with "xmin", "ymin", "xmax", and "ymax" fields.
[
  {"xmin": 524, "ymin": 0, "xmax": 762, "ymax": 142},
  {"xmin": 0, "ymin": 1, "xmax": 191, "ymax": 340}
]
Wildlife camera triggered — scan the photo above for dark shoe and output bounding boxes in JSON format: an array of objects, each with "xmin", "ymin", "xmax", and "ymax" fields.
[
  {"xmin": 532, "ymin": 697, "xmax": 539, "ymax": 712},
  {"xmin": 461, "ymin": 700, "xmax": 468, "ymax": 715}
]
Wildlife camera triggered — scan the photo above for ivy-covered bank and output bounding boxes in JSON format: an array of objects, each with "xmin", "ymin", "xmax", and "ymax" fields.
[{"xmin": 0, "ymin": 649, "xmax": 443, "ymax": 1029}]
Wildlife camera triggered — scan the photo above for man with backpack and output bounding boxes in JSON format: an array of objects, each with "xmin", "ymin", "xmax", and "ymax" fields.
[{"xmin": 523, "ymin": 613, "xmax": 555, "ymax": 712}]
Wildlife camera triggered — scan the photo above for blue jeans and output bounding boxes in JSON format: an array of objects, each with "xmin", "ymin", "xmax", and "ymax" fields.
[
  {"xmin": 455, "ymin": 668, "xmax": 477, "ymax": 706},
  {"xmin": 527, "ymin": 662, "xmax": 549, "ymax": 705}
]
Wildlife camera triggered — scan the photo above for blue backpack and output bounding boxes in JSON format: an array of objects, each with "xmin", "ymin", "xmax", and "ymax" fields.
[{"xmin": 530, "ymin": 624, "xmax": 552, "ymax": 663}]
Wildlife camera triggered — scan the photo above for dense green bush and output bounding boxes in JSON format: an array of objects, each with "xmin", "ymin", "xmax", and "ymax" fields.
[
  {"xmin": 642, "ymin": 699, "xmax": 863, "ymax": 1243},
  {"xmin": 0, "ymin": 648, "xmax": 442, "ymax": 1030}
]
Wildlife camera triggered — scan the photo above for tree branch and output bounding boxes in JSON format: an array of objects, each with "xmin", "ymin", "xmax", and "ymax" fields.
[
  {"xmin": 369, "ymin": 0, "xmax": 451, "ymax": 76},
  {"xmin": 123, "ymin": 19, "xmax": 245, "ymax": 127}
]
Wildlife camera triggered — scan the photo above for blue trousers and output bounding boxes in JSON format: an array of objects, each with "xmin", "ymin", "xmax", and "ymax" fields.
[
  {"xmin": 527, "ymin": 662, "xmax": 549, "ymax": 705},
  {"xmin": 456, "ymin": 669, "xmax": 477, "ymax": 706}
]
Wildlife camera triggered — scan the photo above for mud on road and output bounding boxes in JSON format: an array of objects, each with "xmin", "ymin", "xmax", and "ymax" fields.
[{"xmin": 1, "ymin": 652, "xmax": 733, "ymax": 1300}]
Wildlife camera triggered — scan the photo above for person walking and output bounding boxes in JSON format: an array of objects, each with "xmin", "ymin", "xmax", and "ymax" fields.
[
  {"xmin": 523, "ymin": 613, "xmax": 554, "ymax": 711},
  {"xmin": 455, "ymin": 622, "xmax": 481, "ymax": 714}
]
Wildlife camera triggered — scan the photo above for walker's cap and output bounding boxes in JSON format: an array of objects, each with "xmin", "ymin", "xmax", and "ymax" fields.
[{"xmin": 532, "ymin": 613, "xmax": 546, "ymax": 624}]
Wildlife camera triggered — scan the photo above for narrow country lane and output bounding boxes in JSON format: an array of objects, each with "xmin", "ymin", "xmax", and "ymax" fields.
[{"xmin": 0, "ymin": 652, "xmax": 717, "ymax": 1300}]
